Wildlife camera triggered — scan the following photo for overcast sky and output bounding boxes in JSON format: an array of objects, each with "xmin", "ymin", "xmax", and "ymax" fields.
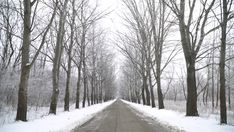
[{"xmin": 97, "ymin": 0, "xmax": 126, "ymax": 79}]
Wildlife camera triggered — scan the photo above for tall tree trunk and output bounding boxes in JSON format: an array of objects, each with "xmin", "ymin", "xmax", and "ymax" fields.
[
  {"xmin": 64, "ymin": 0, "xmax": 75, "ymax": 111},
  {"xmin": 80, "ymin": 24, "xmax": 87, "ymax": 108},
  {"xmin": 91, "ymin": 66, "xmax": 95, "ymax": 105},
  {"xmin": 87, "ymin": 82, "xmax": 90, "ymax": 106},
  {"xmin": 93, "ymin": 79, "xmax": 96, "ymax": 104},
  {"xmin": 216, "ymin": 72, "xmax": 219, "ymax": 107},
  {"xmin": 141, "ymin": 85, "xmax": 146, "ymax": 105},
  {"xmin": 177, "ymin": 0, "xmax": 198, "ymax": 115},
  {"xmin": 100, "ymin": 80, "xmax": 103, "ymax": 103},
  {"xmin": 95, "ymin": 77, "xmax": 100, "ymax": 104},
  {"xmin": 186, "ymin": 58, "xmax": 198, "ymax": 116},
  {"xmin": 148, "ymin": 68, "xmax": 155, "ymax": 107},
  {"xmin": 91, "ymin": 77, "xmax": 94, "ymax": 105},
  {"xmin": 16, "ymin": 0, "xmax": 31, "ymax": 121},
  {"xmin": 228, "ymin": 58, "xmax": 231, "ymax": 109},
  {"xmin": 211, "ymin": 37, "xmax": 215, "ymax": 108},
  {"xmin": 82, "ymin": 62, "xmax": 87, "ymax": 108},
  {"xmin": 143, "ymin": 75, "xmax": 150, "ymax": 106},
  {"xmin": 219, "ymin": 0, "xmax": 228, "ymax": 124},
  {"xmin": 156, "ymin": 72, "xmax": 164, "ymax": 109},
  {"xmin": 75, "ymin": 64, "xmax": 81, "ymax": 109},
  {"xmin": 156, "ymin": 41, "xmax": 164, "ymax": 109},
  {"xmin": 64, "ymin": 67, "xmax": 71, "ymax": 111},
  {"xmin": 49, "ymin": 0, "xmax": 69, "ymax": 114}
]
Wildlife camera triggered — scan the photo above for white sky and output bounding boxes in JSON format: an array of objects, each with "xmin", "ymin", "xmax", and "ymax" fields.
[{"xmin": 97, "ymin": 0, "xmax": 126, "ymax": 79}]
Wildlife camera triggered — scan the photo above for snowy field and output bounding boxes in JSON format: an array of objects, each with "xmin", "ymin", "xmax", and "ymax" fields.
[
  {"xmin": 0, "ymin": 100, "xmax": 115, "ymax": 132},
  {"xmin": 163, "ymin": 100, "xmax": 234, "ymax": 125},
  {"xmin": 123, "ymin": 100, "xmax": 234, "ymax": 132}
]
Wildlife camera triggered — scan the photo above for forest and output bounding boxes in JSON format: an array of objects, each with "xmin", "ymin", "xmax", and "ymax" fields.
[
  {"xmin": 0, "ymin": 0, "xmax": 116, "ymax": 124},
  {"xmin": 117, "ymin": 0, "xmax": 234, "ymax": 125},
  {"xmin": 0, "ymin": 0, "xmax": 233, "ymax": 127}
]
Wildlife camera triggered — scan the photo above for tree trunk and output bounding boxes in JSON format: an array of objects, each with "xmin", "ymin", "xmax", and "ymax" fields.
[
  {"xmin": 156, "ymin": 59, "xmax": 164, "ymax": 109},
  {"xmin": 49, "ymin": 0, "xmax": 69, "ymax": 114},
  {"xmin": 228, "ymin": 63, "xmax": 231, "ymax": 109},
  {"xmin": 91, "ymin": 72, "xmax": 94, "ymax": 105},
  {"xmin": 64, "ymin": 0, "xmax": 75, "ymax": 111},
  {"xmin": 211, "ymin": 39, "xmax": 215, "ymax": 108},
  {"xmin": 81, "ymin": 25, "xmax": 87, "ymax": 107},
  {"xmin": 16, "ymin": 0, "xmax": 31, "ymax": 121},
  {"xmin": 143, "ymin": 75, "xmax": 150, "ymax": 106},
  {"xmin": 75, "ymin": 64, "xmax": 81, "ymax": 109},
  {"xmin": 64, "ymin": 68, "xmax": 70, "ymax": 111},
  {"xmin": 148, "ymin": 69, "xmax": 155, "ymax": 108},
  {"xmin": 64, "ymin": 48, "xmax": 72, "ymax": 111},
  {"xmin": 216, "ymin": 73, "xmax": 219, "ymax": 107},
  {"xmin": 96, "ymin": 78, "xmax": 99, "ymax": 104},
  {"xmin": 87, "ymin": 82, "xmax": 90, "ymax": 106},
  {"xmin": 141, "ymin": 84, "xmax": 146, "ymax": 105},
  {"xmin": 99, "ymin": 77, "xmax": 103, "ymax": 103},
  {"xmin": 186, "ymin": 58, "xmax": 198, "ymax": 116},
  {"xmin": 177, "ymin": 1, "xmax": 198, "ymax": 115},
  {"xmin": 219, "ymin": 0, "xmax": 228, "ymax": 124},
  {"xmin": 156, "ymin": 74, "xmax": 164, "ymax": 109},
  {"xmin": 82, "ymin": 64, "xmax": 87, "ymax": 108}
]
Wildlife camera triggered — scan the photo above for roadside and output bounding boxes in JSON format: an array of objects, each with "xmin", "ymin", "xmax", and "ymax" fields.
[
  {"xmin": 123, "ymin": 100, "xmax": 234, "ymax": 132},
  {"xmin": 0, "ymin": 100, "xmax": 115, "ymax": 132}
]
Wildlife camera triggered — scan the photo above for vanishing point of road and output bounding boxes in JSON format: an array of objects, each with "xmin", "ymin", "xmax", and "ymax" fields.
[{"xmin": 72, "ymin": 100, "xmax": 175, "ymax": 132}]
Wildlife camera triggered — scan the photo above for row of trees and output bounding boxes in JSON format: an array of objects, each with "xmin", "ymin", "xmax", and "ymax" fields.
[
  {"xmin": 118, "ymin": 0, "xmax": 233, "ymax": 124},
  {"xmin": 0, "ymin": 0, "xmax": 116, "ymax": 122}
]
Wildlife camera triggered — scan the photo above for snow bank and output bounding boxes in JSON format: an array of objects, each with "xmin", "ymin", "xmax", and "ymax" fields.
[
  {"xmin": 123, "ymin": 100, "xmax": 234, "ymax": 132},
  {"xmin": 0, "ymin": 100, "xmax": 115, "ymax": 132}
]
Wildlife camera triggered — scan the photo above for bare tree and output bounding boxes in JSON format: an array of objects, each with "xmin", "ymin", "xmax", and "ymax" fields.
[
  {"xmin": 0, "ymin": 0, "xmax": 17, "ymax": 71},
  {"xmin": 16, "ymin": 0, "xmax": 57, "ymax": 121},
  {"xmin": 63, "ymin": 0, "xmax": 76, "ymax": 112},
  {"xmin": 146, "ymin": 0, "xmax": 175, "ymax": 109},
  {"xmin": 49, "ymin": 0, "xmax": 69, "ymax": 114},
  {"xmin": 218, "ymin": 0, "xmax": 233, "ymax": 124},
  {"xmin": 165, "ymin": 0, "xmax": 216, "ymax": 116}
]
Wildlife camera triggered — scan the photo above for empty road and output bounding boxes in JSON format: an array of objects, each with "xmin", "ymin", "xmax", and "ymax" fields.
[{"xmin": 72, "ymin": 100, "xmax": 173, "ymax": 132}]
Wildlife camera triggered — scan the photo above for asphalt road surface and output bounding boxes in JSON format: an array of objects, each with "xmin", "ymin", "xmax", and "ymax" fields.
[{"xmin": 72, "ymin": 100, "xmax": 173, "ymax": 132}]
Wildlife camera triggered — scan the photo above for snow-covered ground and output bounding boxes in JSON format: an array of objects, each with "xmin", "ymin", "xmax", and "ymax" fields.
[
  {"xmin": 123, "ymin": 100, "xmax": 234, "ymax": 132},
  {"xmin": 0, "ymin": 100, "xmax": 115, "ymax": 132},
  {"xmin": 0, "ymin": 102, "xmax": 88, "ymax": 125},
  {"xmin": 163, "ymin": 100, "xmax": 234, "ymax": 125}
]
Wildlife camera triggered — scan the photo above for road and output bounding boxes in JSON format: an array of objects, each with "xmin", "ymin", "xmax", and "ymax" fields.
[{"xmin": 72, "ymin": 100, "xmax": 172, "ymax": 132}]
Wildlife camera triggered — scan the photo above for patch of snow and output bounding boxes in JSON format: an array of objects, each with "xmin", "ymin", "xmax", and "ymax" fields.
[
  {"xmin": 122, "ymin": 100, "xmax": 234, "ymax": 132},
  {"xmin": 0, "ymin": 100, "xmax": 115, "ymax": 132}
]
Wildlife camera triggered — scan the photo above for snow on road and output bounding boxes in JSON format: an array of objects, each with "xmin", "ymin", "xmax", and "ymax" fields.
[
  {"xmin": 0, "ymin": 100, "xmax": 115, "ymax": 132},
  {"xmin": 123, "ymin": 100, "xmax": 234, "ymax": 132}
]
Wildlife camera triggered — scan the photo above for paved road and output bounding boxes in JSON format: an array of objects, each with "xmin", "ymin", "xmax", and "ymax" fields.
[{"xmin": 72, "ymin": 100, "xmax": 172, "ymax": 132}]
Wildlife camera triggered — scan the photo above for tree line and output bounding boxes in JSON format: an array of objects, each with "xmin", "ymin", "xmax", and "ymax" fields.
[
  {"xmin": 0, "ymin": 0, "xmax": 116, "ymax": 122},
  {"xmin": 118, "ymin": 0, "xmax": 233, "ymax": 124}
]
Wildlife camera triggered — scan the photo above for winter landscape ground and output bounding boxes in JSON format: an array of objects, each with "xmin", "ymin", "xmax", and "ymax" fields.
[
  {"xmin": 0, "ymin": 0, "xmax": 234, "ymax": 131},
  {"xmin": 0, "ymin": 99, "xmax": 234, "ymax": 132}
]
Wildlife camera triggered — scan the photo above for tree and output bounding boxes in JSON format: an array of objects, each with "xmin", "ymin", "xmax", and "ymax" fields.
[
  {"xmin": 49, "ymin": 0, "xmax": 69, "ymax": 114},
  {"xmin": 218, "ymin": 0, "xmax": 233, "ymax": 124},
  {"xmin": 74, "ymin": 32, "xmax": 82, "ymax": 109},
  {"xmin": 120, "ymin": 0, "xmax": 177, "ymax": 108},
  {"xmin": 75, "ymin": 0, "xmax": 108, "ymax": 107},
  {"xmin": 121, "ymin": 0, "xmax": 152, "ymax": 106},
  {"xmin": 0, "ymin": 0, "xmax": 16, "ymax": 71},
  {"xmin": 146, "ymin": 0, "xmax": 175, "ymax": 109},
  {"xmin": 16, "ymin": 0, "xmax": 57, "ymax": 121},
  {"xmin": 165, "ymin": 0, "xmax": 216, "ymax": 116},
  {"xmin": 15, "ymin": 0, "xmax": 31, "ymax": 121},
  {"xmin": 64, "ymin": 0, "xmax": 76, "ymax": 112}
]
